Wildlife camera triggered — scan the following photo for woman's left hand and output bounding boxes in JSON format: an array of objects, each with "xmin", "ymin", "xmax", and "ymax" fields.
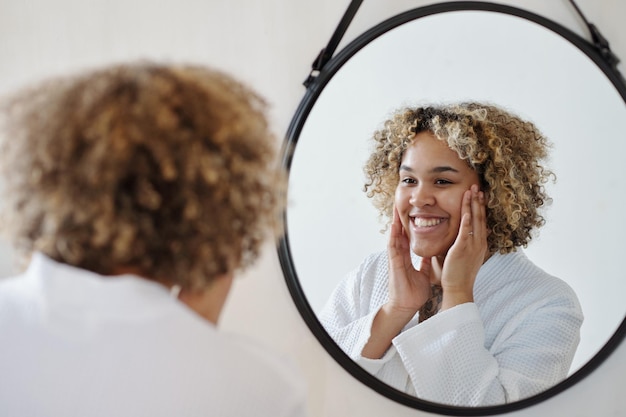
[{"xmin": 434, "ymin": 184, "xmax": 489, "ymax": 310}]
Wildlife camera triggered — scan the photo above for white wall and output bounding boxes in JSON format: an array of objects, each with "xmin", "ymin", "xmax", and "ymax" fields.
[{"xmin": 0, "ymin": 0, "xmax": 624, "ymax": 416}]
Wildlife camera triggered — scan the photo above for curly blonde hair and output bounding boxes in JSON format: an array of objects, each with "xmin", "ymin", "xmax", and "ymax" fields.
[
  {"xmin": 0, "ymin": 62, "xmax": 284, "ymax": 289},
  {"xmin": 364, "ymin": 102, "xmax": 553, "ymax": 254}
]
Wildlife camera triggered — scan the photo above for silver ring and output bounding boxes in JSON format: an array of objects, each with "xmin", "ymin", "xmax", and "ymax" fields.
[{"xmin": 468, "ymin": 231, "xmax": 474, "ymax": 236}]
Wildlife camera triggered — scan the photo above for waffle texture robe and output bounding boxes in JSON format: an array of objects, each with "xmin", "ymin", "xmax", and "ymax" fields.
[
  {"xmin": 0, "ymin": 253, "xmax": 307, "ymax": 417},
  {"xmin": 319, "ymin": 249, "xmax": 583, "ymax": 406}
]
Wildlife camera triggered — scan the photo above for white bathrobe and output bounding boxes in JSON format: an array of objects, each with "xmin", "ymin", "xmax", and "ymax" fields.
[
  {"xmin": 319, "ymin": 249, "xmax": 583, "ymax": 406},
  {"xmin": 0, "ymin": 253, "xmax": 307, "ymax": 417}
]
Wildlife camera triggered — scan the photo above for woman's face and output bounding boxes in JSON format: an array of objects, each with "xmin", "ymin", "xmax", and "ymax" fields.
[{"xmin": 394, "ymin": 131, "xmax": 481, "ymax": 258}]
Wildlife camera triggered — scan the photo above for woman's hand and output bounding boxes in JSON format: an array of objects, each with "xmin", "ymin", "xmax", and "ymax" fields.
[
  {"xmin": 436, "ymin": 184, "xmax": 489, "ymax": 310},
  {"xmin": 361, "ymin": 207, "xmax": 435, "ymax": 359},
  {"xmin": 386, "ymin": 206, "xmax": 434, "ymax": 316}
]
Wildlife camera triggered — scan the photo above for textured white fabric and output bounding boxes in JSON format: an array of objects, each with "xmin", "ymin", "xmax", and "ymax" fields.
[
  {"xmin": 319, "ymin": 249, "xmax": 583, "ymax": 406},
  {"xmin": 0, "ymin": 253, "xmax": 307, "ymax": 417}
]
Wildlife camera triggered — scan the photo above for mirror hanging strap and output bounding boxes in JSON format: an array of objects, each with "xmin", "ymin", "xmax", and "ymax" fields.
[
  {"xmin": 568, "ymin": 0, "xmax": 623, "ymax": 79},
  {"xmin": 303, "ymin": 0, "xmax": 364, "ymax": 88}
]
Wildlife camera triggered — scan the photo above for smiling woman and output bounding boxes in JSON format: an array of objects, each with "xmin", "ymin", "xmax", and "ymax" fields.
[
  {"xmin": 318, "ymin": 102, "xmax": 583, "ymax": 407},
  {"xmin": 279, "ymin": 2, "xmax": 626, "ymax": 416}
]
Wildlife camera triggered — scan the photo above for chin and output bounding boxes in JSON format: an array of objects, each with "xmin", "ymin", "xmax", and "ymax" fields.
[
  {"xmin": 410, "ymin": 241, "xmax": 449, "ymax": 259},
  {"xmin": 410, "ymin": 246, "xmax": 440, "ymax": 259}
]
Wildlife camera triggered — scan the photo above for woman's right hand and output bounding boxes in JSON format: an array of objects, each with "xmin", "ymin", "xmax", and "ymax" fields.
[
  {"xmin": 362, "ymin": 207, "xmax": 434, "ymax": 359},
  {"xmin": 386, "ymin": 206, "xmax": 434, "ymax": 317}
]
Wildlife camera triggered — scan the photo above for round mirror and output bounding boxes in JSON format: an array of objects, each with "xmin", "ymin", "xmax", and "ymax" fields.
[{"xmin": 279, "ymin": 3, "xmax": 626, "ymax": 415}]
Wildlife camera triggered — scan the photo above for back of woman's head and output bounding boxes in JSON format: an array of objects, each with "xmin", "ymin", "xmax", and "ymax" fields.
[{"xmin": 0, "ymin": 62, "xmax": 283, "ymax": 289}]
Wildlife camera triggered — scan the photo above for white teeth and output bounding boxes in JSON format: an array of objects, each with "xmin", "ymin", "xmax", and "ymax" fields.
[{"xmin": 412, "ymin": 217, "xmax": 443, "ymax": 227}]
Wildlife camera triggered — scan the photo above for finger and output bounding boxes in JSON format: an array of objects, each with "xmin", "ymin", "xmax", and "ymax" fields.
[
  {"xmin": 458, "ymin": 189, "xmax": 473, "ymax": 240},
  {"xmin": 419, "ymin": 256, "xmax": 432, "ymax": 276},
  {"xmin": 391, "ymin": 206, "xmax": 403, "ymax": 237},
  {"xmin": 470, "ymin": 185, "xmax": 487, "ymax": 239},
  {"xmin": 389, "ymin": 206, "xmax": 410, "ymax": 252},
  {"xmin": 459, "ymin": 212, "xmax": 472, "ymax": 241},
  {"xmin": 430, "ymin": 256, "xmax": 443, "ymax": 285},
  {"xmin": 461, "ymin": 188, "xmax": 472, "ymax": 221}
]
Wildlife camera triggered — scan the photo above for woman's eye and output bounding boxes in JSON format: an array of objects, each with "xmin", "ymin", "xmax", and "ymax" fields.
[
  {"xmin": 435, "ymin": 179, "xmax": 452, "ymax": 185},
  {"xmin": 401, "ymin": 178, "xmax": 416, "ymax": 184}
]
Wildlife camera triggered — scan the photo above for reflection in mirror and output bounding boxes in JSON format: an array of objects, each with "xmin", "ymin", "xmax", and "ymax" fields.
[
  {"xmin": 317, "ymin": 102, "xmax": 583, "ymax": 407},
  {"xmin": 286, "ymin": 9, "xmax": 626, "ymax": 409}
]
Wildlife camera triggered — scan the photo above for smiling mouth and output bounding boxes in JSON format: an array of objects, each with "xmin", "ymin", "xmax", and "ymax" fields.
[{"xmin": 411, "ymin": 217, "xmax": 444, "ymax": 228}]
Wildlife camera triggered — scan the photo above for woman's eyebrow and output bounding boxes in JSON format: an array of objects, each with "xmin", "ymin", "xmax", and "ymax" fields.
[
  {"xmin": 431, "ymin": 166, "xmax": 459, "ymax": 173},
  {"xmin": 398, "ymin": 165, "xmax": 460, "ymax": 173}
]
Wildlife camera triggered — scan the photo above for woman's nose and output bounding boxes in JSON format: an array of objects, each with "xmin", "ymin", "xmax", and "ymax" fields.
[{"xmin": 409, "ymin": 185, "xmax": 435, "ymax": 207}]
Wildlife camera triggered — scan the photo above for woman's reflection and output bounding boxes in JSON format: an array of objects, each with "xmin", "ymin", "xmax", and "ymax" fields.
[{"xmin": 319, "ymin": 102, "xmax": 583, "ymax": 406}]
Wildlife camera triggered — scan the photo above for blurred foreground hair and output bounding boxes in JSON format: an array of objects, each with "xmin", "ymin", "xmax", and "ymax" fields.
[{"xmin": 0, "ymin": 62, "xmax": 284, "ymax": 289}]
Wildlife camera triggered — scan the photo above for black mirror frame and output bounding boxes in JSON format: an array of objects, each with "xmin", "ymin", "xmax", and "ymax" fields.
[{"xmin": 277, "ymin": 2, "xmax": 626, "ymax": 415}]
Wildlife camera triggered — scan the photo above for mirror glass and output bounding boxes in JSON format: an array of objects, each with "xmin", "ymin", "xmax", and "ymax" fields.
[{"xmin": 284, "ymin": 7, "xmax": 625, "ymax": 411}]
